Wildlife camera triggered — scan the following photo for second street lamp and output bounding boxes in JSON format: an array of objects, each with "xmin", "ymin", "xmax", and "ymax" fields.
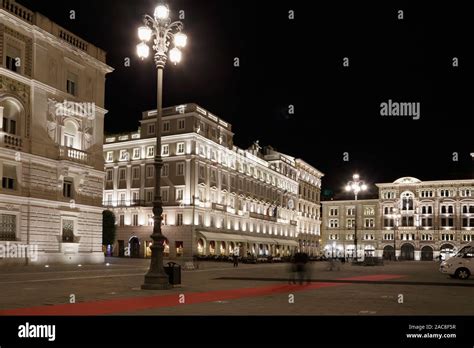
[
  {"xmin": 345, "ymin": 174, "xmax": 368, "ymax": 262},
  {"xmin": 137, "ymin": 2, "xmax": 187, "ymax": 290}
]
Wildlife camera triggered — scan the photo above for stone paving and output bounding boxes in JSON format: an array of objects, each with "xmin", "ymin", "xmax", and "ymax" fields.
[{"xmin": 0, "ymin": 258, "xmax": 472, "ymax": 315}]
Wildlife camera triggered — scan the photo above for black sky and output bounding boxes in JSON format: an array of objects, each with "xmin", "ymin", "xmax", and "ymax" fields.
[{"xmin": 18, "ymin": 0, "xmax": 473, "ymax": 197}]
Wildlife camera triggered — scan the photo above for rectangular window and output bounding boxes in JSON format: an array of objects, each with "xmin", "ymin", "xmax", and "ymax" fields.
[
  {"xmin": 146, "ymin": 191, "xmax": 153, "ymax": 202},
  {"xmin": 132, "ymin": 191, "xmax": 139, "ymax": 203},
  {"xmin": 146, "ymin": 146, "xmax": 155, "ymax": 158},
  {"xmin": 178, "ymin": 119, "xmax": 185, "ymax": 130},
  {"xmin": 119, "ymin": 215, "xmax": 125, "ymax": 227},
  {"xmin": 132, "ymin": 214, "xmax": 138, "ymax": 226},
  {"xmin": 106, "ymin": 151, "xmax": 114, "ymax": 162},
  {"xmin": 1, "ymin": 165, "xmax": 16, "ymax": 190},
  {"xmin": 384, "ymin": 218, "xmax": 394, "ymax": 227},
  {"xmin": 441, "ymin": 217, "xmax": 454, "ymax": 227},
  {"xmin": 6, "ymin": 45, "xmax": 21, "ymax": 73},
  {"xmin": 176, "ymin": 188, "xmax": 184, "ymax": 201},
  {"xmin": 119, "ymin": 193, "xmax": 126, "ymax": 205},
  {"xmin": 146, "ymin": 165, "xmax": 154, "ymax": 178},
  {"xmin": 118, "ymin": 168, "xmax": 126, "ymax": 181},
  {"xmin": 148, "ymin": 124, "xmax": 155, "ymax": 135},
  {"xmin": 462, "ymin": 218, "xmax": 474, "ymax": 227},
  {"xmin": 364, "ymin": 218, "xmax": 375, "ymax": 228},
  {"xmin": 198, "ymin": 214, "xmax": 204, "ymax": 226},
  {"xmin": 106, "ymin": 169, "xmax": 113, "ymax": 181},
  {"xmin": 132, "ymin": 167, "xmax": 140, "ymax": 180},
  {"xmin": 0, "ymin": 214, "xmax": 16, "ymax": 241},
  {"xmin": 199, "ymin": 165, "xmax": 205, "ymax": 179},
  {"xmin": 62, "ymin": 219, "xmax": 75, "ymax": 242},
  {"xmin": 177, "ymin": 162, "xmax": 185, "ymax": 176},
  {"xmin": 364, "ymin": 206, "xmax": 375, "ymax": 216},
  {"xmin": 176, "ymin": 213, "xmax": 183, "ymax": 226},
  {"xmin": 66, "ymin": 71, "xmax": 78, "ymax": 96},
  {"xmin": 132, "ymin": 148, "xmax": 141, "ymax": 159},
  {"xmin": 161, "ymin": 144, "xmax": 169, "ymax": 156},
  {"xmin": 119, "ymin": 150, "xmax": 129, "ymax": 161},
  {"xmin": 176, "ymin": 142, "xmax": 185, "ymax": 155},
  {"xmin": 162, "ymin": 214, "xmax": 167, "ymax": 226},
  {"xmin": 163, "ymin": 121, "xmax": 170, "ymax": 132},
  {"xmin": 147, "ymin": 214, "xmax": 154, "ymax": 226},
  {"xmin": 161, "ymin": 188, "xmax": 169, "ymax": 202},
  {"xmin": 63, "ymin": 179, "xmax": 73, "ymax": 198},
  {"xmin": 161, "ymin": 164, "xmax": 169, "ymax": 177}
]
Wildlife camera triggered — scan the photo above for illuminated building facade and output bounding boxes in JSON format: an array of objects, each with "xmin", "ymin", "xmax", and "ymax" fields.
[
  {"xmin": 0, "ymin": 1, "xmax": 113, "ymax": 264},
  {"xmin": 322, "ymin": 177, "xmax": 474, "ymax": 260},
  {"xmin": 103, "ymin": 104, "xmax": 323, "ymax": 259}
]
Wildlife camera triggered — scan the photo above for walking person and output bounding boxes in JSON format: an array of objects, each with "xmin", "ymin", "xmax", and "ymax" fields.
[{"xmin": 233, "ymin": 246, "xmax": 240, "ymax": 267}]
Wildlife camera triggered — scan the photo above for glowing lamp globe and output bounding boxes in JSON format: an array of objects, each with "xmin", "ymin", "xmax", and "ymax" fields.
[
  {"xmin": 169, "ymin": 47, "xmax": 182, "ymax": 64},
  {"xmin": 137, "ymin": 42, "xmax": 150, "ymax": 59},
  {"xmin": 174, "ymin": 33, "xmax": 187, "ymax": 48},
  {"xmin": 154, "ymin": 4, "xmax": 169, "ymax": 20},
  {"xmin": 138, "ymin": 26, "xmax": 152, "ymax": 42}
]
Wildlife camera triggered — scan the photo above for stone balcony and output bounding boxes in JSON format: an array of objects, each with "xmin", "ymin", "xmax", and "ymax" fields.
[
  {"xmin": 1, "ymin": 133, "xmax": 22, "ymax": 150},
  {"xmin": 58, "ymin": 146, "xmax": 90, "ymax": 165}
]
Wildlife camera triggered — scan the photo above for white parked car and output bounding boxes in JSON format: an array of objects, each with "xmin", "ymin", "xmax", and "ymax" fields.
[{"xmin": 440, "ymin": 243, "xmax": 474, "ymax": 279}]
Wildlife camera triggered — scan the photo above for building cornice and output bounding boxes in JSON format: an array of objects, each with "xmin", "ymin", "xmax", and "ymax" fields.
[
  {"xmin": 295, "ymin": 158, "xmax": 325, "ymax": 178},
  {"xmin": 0, "ymin": 10, "xmax": 114, "ymax": 74}
]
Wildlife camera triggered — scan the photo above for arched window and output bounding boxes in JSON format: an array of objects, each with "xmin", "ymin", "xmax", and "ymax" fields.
[
  {"xmin": 63, "ymin": 120, "xmax": 78, "ymax": 149},
  {"xmin": 0, "ymin": 99, "xmax": 22, "ymax": 135},
  {"xmin": 400, "ymin": 191, "xmax": 414, "ymax": 211}
]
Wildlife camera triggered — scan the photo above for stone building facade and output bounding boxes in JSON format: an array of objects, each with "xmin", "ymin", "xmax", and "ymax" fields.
[{"xmin": 0, "ymin": 1, "xmax": 113, "ymax": 264}]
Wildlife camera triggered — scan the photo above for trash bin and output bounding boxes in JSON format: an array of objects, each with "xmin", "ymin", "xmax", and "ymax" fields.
[{"xmin": 164, "ymin": 262, "xmax": 181, "ymax": 285}]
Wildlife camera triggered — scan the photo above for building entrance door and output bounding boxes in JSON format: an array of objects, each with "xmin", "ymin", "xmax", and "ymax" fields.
[
  {"xmin": 400, "ymin": 243, "xmax": 415, "ymax": 260},
  {"xmin": 129, "ymin": 237, "xmax": 140, "ymax": 258},
  {"xmin": 421, "ymin": 246, "xmax": 433, "ymax": 261}
]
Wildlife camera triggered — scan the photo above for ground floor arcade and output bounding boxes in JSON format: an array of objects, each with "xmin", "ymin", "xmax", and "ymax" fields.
[{"xmin": 323, "ymin": 241, "xmax": 462, "ymax": 261}]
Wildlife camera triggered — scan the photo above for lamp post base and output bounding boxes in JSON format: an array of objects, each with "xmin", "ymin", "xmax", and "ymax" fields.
[{"xmin": 141, "ymin": 273, "xmax": 172, "ymax": 290}]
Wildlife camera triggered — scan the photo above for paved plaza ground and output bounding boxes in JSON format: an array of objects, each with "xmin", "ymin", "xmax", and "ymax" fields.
[{"xmin": 0, "ymin": 258, "xmax": 473, "ymax": 315}]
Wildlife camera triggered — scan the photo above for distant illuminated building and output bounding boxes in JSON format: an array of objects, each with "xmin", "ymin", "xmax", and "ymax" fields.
[{"xmin": 322, "ymin": 177, "xmax": 474, "ymax": 261}]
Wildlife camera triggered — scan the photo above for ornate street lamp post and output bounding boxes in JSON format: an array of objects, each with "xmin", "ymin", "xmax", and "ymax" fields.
[
  {"xmin": 137, "ymin": 3, "xmax": 187, "ymax": 290},
  {"xmin": 345, "ymin": 174, "xmax": 368, "ymax": 262}
]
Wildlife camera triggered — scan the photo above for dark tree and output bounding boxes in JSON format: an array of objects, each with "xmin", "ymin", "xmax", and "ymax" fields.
[{"xmin": 102, "ymin": 210, "xmax": 116, "ymax": 246}]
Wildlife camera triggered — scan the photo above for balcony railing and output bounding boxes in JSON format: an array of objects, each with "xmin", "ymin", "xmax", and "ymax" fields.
[
  {"xmin": 0, "ymin": 232, "xmax": 16, "ymax": 241},
  {"xmin": 58, "ymin": 146, "xmax": 90, "ymax": 165},
  {"xmin": 58, "ymin": 28, "xmax": 88, "ymax": 52},
  {"xmin": 1, "ymin": 0, "xmax": 34, "ymax": 24},
  {"xmin": 103, "ymin": 200, "xmax": 153, "ymax": 208},
  {"xmin": 1, "ymin": 133, "xmax": 22, "ymax": 149}
]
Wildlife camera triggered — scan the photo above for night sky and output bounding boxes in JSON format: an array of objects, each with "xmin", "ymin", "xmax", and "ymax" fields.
[{"xmin": 18, "ymin": 0, "xmax": 473, "ymax": 197}]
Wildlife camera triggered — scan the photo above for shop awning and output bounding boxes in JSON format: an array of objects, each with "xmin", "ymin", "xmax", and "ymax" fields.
[
  {"xmin": 198, "ymin": 231, "xmax": 248, "ymax": 243},
  {"xmin": 246, "ymin": 236, "xmax": 276, "ymax": 245},
  {"xmin": 272, "ymin": 238, "xmax": 299, "ymax": 247},
  {"xmin": 198, "ymin": 232, "xmax": 288, "ymax": 246}
]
